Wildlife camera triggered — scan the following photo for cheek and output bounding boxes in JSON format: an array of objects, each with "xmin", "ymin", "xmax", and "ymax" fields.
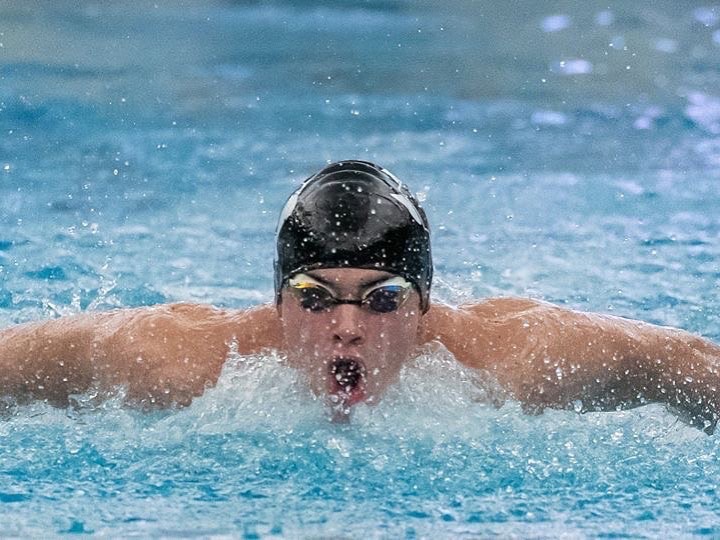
[
  {"xmin": 371, "ymin": 313, "xmax": 421, "ymax": 352},
  {"xmin": 280, "ymin": 305, "xmax": 328, "ymax": 357}
]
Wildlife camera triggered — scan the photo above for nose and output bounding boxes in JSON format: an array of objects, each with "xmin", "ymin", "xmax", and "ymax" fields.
[{"xmin": 331, "ymin": 304, "xmax": 366, "ymax": 346}]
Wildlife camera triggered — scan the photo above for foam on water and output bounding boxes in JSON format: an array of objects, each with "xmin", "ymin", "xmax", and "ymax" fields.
[{"xmin": 2, "ymin": 348, "xmax": 719, "ymax": 536}]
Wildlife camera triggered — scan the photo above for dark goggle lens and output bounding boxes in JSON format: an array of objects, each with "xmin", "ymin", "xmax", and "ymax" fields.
[
  {"xmin": 363, "ymin": 286, "xmax": 407, "ymax": 313},
  {"xmin": 288, "ymin": 276, "xmax": 412, "ymax": 314},
  {"xmin": 297, "ymin": 286, "xmax": 334, "ymax": 311}
]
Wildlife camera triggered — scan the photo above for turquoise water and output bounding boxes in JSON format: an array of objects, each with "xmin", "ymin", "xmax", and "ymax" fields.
[{"xmin": 1, "ymin": 1, "xmax": 720, "ymax": 536}]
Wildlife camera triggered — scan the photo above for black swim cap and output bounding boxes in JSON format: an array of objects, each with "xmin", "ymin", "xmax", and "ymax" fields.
[{"xmin": 275, "ymin": 160, "xmax": 432, "ymax": 312}]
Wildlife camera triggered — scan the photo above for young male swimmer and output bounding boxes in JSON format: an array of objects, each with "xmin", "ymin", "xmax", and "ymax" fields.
[{"xmin": 1, "ymin": 161, "xmax": 719, "ymax": 431}]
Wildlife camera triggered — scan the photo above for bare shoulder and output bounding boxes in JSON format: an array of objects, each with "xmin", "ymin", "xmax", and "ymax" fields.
[
  {"xmin": 467, "ymin": 297, "xmax": 692, "ymax": 341},
  {"xmin": 421, "ymin": 296, "xmax": 549, "ymax": 337},
  {"xmin": 98, "ymin": 302, "xmax": 281, "ymax": 352},
  {"xmin": 424, "ymin": 295, "xmax": 659, "ymax": 339},
  {"xmin": 422, "ymin": 295, "xmax": 703, "ymax": 368},
  {"xmin": 420, "ymin": 296, "xmax": 616, "ymax": 370},
  {"xmin": 461, "ymin": 296, "xmax": 550, "ymax": 319},
  {"xmin": 97, "ymin": 302, "xmax": 227, "ymax": 332},
  {"xmin": 91, "ymin": 302, "xmax": 282, "ymax": 406},
  {"xmin": 0, "ymin": 302, "xmax": 282, "ymax": 408}
]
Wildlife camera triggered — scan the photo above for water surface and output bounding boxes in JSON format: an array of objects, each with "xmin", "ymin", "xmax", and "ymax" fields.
[{"xmin": 1, "ymin": 1, "xmax": 719, "ymax": 537}]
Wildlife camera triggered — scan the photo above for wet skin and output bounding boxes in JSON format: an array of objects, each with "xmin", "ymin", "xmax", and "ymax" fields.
[
  {"xmin": 0, "ymin": 267, "xmax": 719, "ymax": 431},
  {"xmin": 279, "ymin": 268, "xmax": 423, "ymax": 410}
]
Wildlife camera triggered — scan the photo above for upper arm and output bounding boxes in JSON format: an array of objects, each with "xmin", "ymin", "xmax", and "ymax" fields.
[
  {"xmin": 93, "ymin": 304, "xmax": 231, "ymax": 406},
  {"xmin": 0, "ymin": 302, "xmax": 281, "ymax": 408},
  {"xmin": 94, "ymin": 303, "xmax": 282, "ymax": 407},
  {"xmin": 439, "ymin": 299, "xmax": 636, "ymax": 405},
  {"xmin": 0, "ymin": 314, "xmax": 99, "ymax": 405},
  {"xmin": 426, "ymin": 298, "xmax": 716, "ymax": 412},
  {"xmin": 0, "ymin": 304, "xmax": 227, "ymax": 407}
]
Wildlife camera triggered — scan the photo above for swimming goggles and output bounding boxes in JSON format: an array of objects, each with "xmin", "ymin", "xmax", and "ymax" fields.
[{"xmin": 286, "ymin": 273, "xmax": 412, "ymax": 313}]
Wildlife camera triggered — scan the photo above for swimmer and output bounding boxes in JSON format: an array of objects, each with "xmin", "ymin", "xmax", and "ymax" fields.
[{"xmin": 1, "ymin": 160, "xmax": 719, "ymax": 431}]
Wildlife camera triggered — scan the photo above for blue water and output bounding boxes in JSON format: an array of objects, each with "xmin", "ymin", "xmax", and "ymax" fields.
[{"xmin": 2, "ymin": 1, "xmax": 720, "ymax": 536}]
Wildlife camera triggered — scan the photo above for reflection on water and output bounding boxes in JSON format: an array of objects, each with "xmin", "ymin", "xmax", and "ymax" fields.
[{"xmin": 2, "ymin": 1, "xmax": 720, "ymax": 109}]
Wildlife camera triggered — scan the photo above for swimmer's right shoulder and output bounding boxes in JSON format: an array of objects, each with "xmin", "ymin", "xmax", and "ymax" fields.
[
  {"xmin": 93, "ymin": 302, "xmax": 231, "ymax": 340},
  {"xmin": 103, "ymin": 302, "xmax": 247, "ymax": 324},
  {"xmin": 95, "ymin": 302, "xmax": 281, "ymax": 354}
]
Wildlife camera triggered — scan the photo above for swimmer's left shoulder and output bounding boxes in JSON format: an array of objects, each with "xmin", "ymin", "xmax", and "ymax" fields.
[
  {"xmin": 458, "ymin": 296, "xmax": 549, "ymax": 319},
  {"xmin": 423, "ymin": 297, "xmax": 543, "ymax": 329}
]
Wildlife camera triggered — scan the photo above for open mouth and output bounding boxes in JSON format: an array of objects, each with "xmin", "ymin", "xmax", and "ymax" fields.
[{"xmin": 329, "ymin": 357, "xmax": 367, "ymax": 406}]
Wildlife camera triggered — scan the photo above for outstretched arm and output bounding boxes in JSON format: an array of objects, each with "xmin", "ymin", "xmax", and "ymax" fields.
[
  {"xmin": 424, "ymin": 298, "xmax": 720, "ymax": 433},
  {"xmin": 0, "ymin": 314, "xmax": 97, "ymax": 407},
  {"xmin": 0, "ymin": 303, "xmax": 282, "ymax": 408}
]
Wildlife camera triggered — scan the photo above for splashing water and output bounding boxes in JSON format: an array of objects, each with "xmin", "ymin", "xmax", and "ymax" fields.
[
  {"xmin": 2, "ymin": 0, "xmax": 720, "ymax": 536},
  {"xmin": 3, "ymin": 348, "xmax": 718, "ymax": 536}
]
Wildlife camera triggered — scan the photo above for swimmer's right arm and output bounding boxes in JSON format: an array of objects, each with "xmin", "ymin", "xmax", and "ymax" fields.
[
  {"xmin": 0, "ymin": 314, "xmax": 98, "ymax": 406},
  {"xmin": 0, "ymin": 303, "xmax": 283, "ymax": 408}
]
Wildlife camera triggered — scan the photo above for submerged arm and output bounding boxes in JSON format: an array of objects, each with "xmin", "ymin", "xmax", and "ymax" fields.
[{"xmin": 425, "ymin": 298, "xmax": 720, "ymax": 433}]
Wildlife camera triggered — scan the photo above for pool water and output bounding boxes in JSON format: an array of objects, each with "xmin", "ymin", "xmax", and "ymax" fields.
[{"xmin": 1, "ymin": 1, "xmax": 720, "ymax": 536}]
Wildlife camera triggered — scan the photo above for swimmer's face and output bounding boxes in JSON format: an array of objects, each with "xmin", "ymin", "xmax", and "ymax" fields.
[{"xmin": 279, "ymin": 268, "xmax": 424, "ymax": 411}]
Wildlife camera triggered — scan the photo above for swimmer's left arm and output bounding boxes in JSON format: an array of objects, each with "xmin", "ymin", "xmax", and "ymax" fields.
[
  {"xmin": 536, "ymin": 307, "xmax": 720, "ymax": 433},
  {"xmin": 424, "ymin": 299, "xmax": 720, "ymax": 432}
]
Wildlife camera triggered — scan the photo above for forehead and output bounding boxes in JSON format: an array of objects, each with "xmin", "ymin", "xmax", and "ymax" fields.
[{"xmin": 303, "ymin": 268, "xmax": 397, "ymax": 290}]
